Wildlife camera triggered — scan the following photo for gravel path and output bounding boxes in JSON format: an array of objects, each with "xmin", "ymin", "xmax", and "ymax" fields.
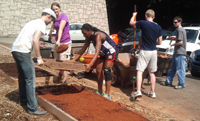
[{"xmin": 0, "ymin": 44, "xmax": 15, "ymax": 63}]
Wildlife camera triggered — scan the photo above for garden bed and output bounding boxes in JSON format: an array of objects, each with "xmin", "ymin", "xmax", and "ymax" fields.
[
  {"xmin": 36, "ymin": 84, "xmax": 148, "ymax": 121},
  {"xmin": 0, "ymin": 63, "xmax": 54, "ymax": 78}
]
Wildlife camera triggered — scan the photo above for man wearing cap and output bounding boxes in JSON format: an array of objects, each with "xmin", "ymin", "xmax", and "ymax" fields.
[{"xmin": 11, "ymin": 8, "xmax": 56, "ymax": 115}]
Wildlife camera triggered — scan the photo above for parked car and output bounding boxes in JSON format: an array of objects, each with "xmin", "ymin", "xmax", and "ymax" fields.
[
  {"xmin": 118, "ymin": 30, "xmax": 140, "ymax": 53},
  {"xmin": 118, "ymin": 29, "xmax": 172, "ymax": 53},
  {"xmin": 40, "ymin": 23, "xmax": 85, "ymax": 43},
  {"xmin": 124, "ymin": 27, "xmax": 140, "ymax": 35},
  {"xmin": 189, "ymin": 49, "xmax": 200, "ymax": 77},
  {"xmin": 69, "ymin": 23, "xmax": 85, "ymax": 42},
  {"xmin": 156, "ymin": 27, "xmax": 200, "ymax": 71}
]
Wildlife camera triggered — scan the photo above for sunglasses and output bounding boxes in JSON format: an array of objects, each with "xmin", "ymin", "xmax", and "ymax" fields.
[{"xmin": 173, "ymin": 21, "xmax": 179, "ymax": 24}]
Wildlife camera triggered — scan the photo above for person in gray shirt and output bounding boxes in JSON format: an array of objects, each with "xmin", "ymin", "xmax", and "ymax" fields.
[{"xmin": 161, "ymin": 16, "xmax": 187, "ymax": 89}]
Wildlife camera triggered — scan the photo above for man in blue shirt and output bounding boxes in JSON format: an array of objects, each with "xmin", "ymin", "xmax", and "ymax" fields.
[{"xmin": 130, "ymin": 9, "xmax": 162, "ymax": 99}]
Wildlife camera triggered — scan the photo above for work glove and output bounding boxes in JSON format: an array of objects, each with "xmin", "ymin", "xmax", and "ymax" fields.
[{"xmin": 37, "ymin": 57, "xmax": 44, "ymax": 66}]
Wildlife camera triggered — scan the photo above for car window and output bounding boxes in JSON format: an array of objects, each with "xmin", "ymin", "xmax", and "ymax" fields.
[
  {"xmin": 162, "ymin": 31, "xmax": 171, "ymax": 39},
  {"xmin": 170, "ymin": 29, "xmax": 198, "ymax": 43},
  {"xmin": 70, "ymin": 25, "xmax": 76, "ymax": 30},
  {"xmin": 124, "ymin": 32, "xmax": 140, "ymax": 42},
  {"xmin": 77, "ymin": 24, "xmax": 82, "ymax": 30},
  {"xmin": 186, "ymin": 29, "xmax": 198, "ymax": 43}
]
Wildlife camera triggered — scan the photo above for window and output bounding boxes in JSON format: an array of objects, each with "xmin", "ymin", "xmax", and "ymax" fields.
[
  {"xmin": 77, "ymin": 24, "xmax": 82, "ymax": 30},
  {"xmin": 186, "ymin": 29, "xmax": 198, "ymax": 43},
  {"xmin": 70, "ymin": 25, "xmax": 76, "ymax": 30}
]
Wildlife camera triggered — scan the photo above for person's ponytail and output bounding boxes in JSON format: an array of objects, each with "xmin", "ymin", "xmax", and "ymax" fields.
[
  {"xmin": 92, "ymin": 27, "xmax": 100, "ymax": 31},
  {"xmin": 82, "ymin": 23, "xmax": 109, "ymax": 36},
  {"xmin": 82, "ymin": 23, "xmax": 100, "ymax": 32}
]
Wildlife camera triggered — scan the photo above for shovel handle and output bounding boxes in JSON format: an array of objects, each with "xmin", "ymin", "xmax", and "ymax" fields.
[
  {"xmin": 133, "ymin": 5, "xmax": 137, "ymax": 49},
  {"xmin": 134, "ymin": 5, "xmax": 137, "ymax": 22},
  {"xmin": 134, "ymin": 5, "xmax": 137, "ymax": 12},
  {"xmin": 49, "ymin": 35, "xmax": 57, "ymax": 43}
]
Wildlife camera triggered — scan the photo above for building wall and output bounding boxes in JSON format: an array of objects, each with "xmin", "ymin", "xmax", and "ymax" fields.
[{"xmin": 0, "ymin": 0, "xmax": 109, "ymax": 37}]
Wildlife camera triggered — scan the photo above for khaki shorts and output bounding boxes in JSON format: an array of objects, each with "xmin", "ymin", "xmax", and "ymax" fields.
[
  {"xmin": 54, "ymin": 41, "xmax": 72, "ymax": 61},
  {"xmin": 136, "ymin": 50, "xmax": 157, "ymax": 72}
]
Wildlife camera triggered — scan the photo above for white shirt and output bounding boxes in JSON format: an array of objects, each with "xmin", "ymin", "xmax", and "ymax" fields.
[{"xmin": 11, "ymin": 19, "xmax": 46, "ymax": 53}]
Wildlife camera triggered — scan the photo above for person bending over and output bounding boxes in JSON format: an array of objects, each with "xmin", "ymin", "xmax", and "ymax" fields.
[{"xmin": 72, "ymin": 23, "xmax": 118, "ymax": 99}]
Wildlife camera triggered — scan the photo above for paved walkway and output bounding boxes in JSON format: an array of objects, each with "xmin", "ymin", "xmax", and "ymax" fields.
[{"xmin": 111, "ymin": 74, "xmax": 200, "ymax": 121}]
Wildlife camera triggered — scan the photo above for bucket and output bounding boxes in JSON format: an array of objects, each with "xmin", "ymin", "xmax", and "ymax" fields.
[
  {"xmin": 40, "ymin": 48, "xmax": 51, "ymax": 58},
  {"xmin": 80, "ymin": 54, "xmax": 100, "ymax": 69}
]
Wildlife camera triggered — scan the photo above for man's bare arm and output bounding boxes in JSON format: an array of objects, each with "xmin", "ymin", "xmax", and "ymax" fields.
[{"xmin": 156, "ymin": 36, "xmax": 162, "ymax": 45}]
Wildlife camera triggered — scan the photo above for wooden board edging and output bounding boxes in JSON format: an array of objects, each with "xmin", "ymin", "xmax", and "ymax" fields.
[{"xmin": 37, "ymin": 96, "xmax": 78, "ymax": 121}]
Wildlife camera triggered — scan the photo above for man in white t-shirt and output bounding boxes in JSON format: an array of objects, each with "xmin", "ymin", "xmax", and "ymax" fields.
[{"xmin": 11, "ymin": 8, "xmax": 56, "ymax": 115}]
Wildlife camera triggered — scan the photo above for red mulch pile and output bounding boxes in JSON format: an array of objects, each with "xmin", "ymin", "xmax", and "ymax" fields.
[
  {"xmin": 37, "ymin": 85, "xmax": 148, "ymax": 121},
  {"xmin": 0, "ymin": 63, "xmax": 53, "ymax": 78}
]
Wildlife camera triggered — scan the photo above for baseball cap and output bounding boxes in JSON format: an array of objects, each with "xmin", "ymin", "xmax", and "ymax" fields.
[{"xmin": 42, "ymin": 8, "xmax": 56, "ymax": 19}]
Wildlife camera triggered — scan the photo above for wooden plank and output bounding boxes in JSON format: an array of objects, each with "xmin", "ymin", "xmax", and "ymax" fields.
[
  {"xmin": 35, "ymin": 76, "xmax": 54, "ymax": 85},
  {"xmin": 44, "ymin": 61, "xmax": 85, "ymax": 72},
  {"xmin": 37, "ymin": 96, "xmax": 78, "ymax": 121},
  {"xmin": 35, "ymin": 64, "xmax": 59, "ymax": 77},
  {"xmin": 37, "ymin": 58, "xmax": 85, "ymax": 73},
  {"xmin": 43, "ymin": 58, "xmax": 57, "ymax": 62}
]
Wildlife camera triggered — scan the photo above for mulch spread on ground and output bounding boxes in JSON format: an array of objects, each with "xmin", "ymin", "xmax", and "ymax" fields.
[
  {"xmin": 37, "ymin": 85, "xmax": 148, "ymax": 121},
  {"xmin": 0, "ymin": 63, "xmax": 53, "ymax": 78}
]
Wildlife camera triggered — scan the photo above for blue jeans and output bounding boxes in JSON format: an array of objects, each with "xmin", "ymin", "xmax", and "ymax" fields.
[
  {"xmin": 166, "ymin": 54, "xmax": 186, "ymax": 87},
  {"xmin": 12, "ymin": 52, "xmax": 38, "ymax": 111}
]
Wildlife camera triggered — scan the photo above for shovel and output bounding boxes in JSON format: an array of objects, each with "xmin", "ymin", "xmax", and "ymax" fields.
[
  {"xmin": 133, "ymin": 5, "xmax": 137, "ymax": 49},
  {"xmin": 49, "ymin": 35, "xmax": 68, "ymax": 53}
]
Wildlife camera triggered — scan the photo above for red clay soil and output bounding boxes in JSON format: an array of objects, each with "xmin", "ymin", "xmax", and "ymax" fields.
[
  {"xmin": 0, "ymin": 63, "xmax": 53, "ymax": 78},
  {"xmin": 37, "ymin": 85, "xmax": 148, "ymax": 121}
]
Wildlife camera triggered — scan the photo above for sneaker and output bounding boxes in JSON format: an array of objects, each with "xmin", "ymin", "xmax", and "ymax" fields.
[
  {"xmin": 130, "ymin": 91, "xmax": 142, "ymax": 101},
  {"xmin": 96, "ymin": 91, "xmax": 101, "ymax": 95},
  {"xmin": 103, "ymin": 94, "xmax": 111, "ymax": 100},
  {"xmin": 133, "ymin": 91, "xmax": 142, "ymax": 98},
  {"xmin": 101, "ymin": 92, "xmax": 106, "ymax": 96},
  {"xmin": 148, "ymin": 91, "xmax": 156, "ymax": 98},
  {"xmin": 96, "ymin": 91, "xmax": 105, "ymax": 96},
  {"xmin": 160, "ymin": 81, "xmax": 172, "ymax": 87},
  {"xmin": 27, "ymin": 109, "xmax": 47, "ymax": 115},
  {"xmin": 174, "ymin": 85, "xmax": 184, "ymax": 89}
]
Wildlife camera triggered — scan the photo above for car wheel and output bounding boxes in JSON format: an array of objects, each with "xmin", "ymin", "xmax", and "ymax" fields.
[
  {"xmin": 191, "ymin": 71, "xmax": 200, "ymax": 77},
  {"xmin": 185, "ymin": 55, "xmax": 189, "ymax": 72},
  {"xmin": 111, "ymin": 65, "xmax": 119, "ymax": 86}
]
